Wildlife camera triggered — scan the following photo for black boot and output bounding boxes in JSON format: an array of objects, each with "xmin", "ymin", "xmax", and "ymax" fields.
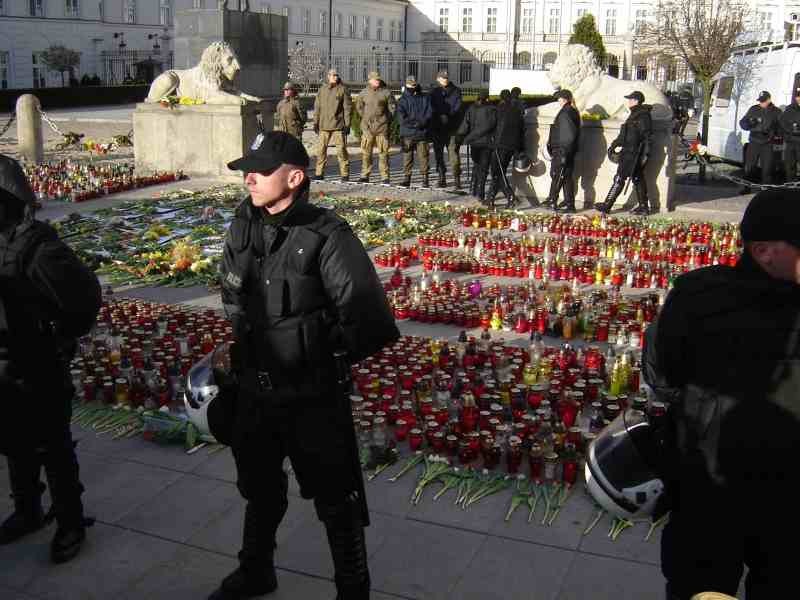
[
  {"xmin": 437, "ymin": 171, "xmax": 447, "ymax": 188},
  {"xmin": 0, "ymin": 456, "xmax": 46, "ymax": 545},
  {"xmin": 325, "ymin": 521, "xmax": 370, "ymax": 600},
  {"xmin": 597, "ymin": 175, "xmax": 625, "ymax": 213},
  {"xmin": 630, "ymin": 178, "xmax": 650, "ymax": 216},
  {"xmin": 475, "ymin": 166, "xmax": 489, "ymax": 206},
  {"xmin": 454, "ymin": 174, "xmax": 462, "ymax": 191},
  {"xmin": 43, "ymin": 441, "xmax": 89, "ymax": 564},
  {"xmin": 400, "ymin": 176, "xmax": 411, "ymax": 188},
  {"xmin": 421, "ymin": 173, "xmax": 430, "ymax": 188},
  {"xmin": 556, "ymin": 175, "xmax": 576, "ymax": 213},
  {"xmin": 486, "ymin": 178, "xmax": 500, "ymax": 207},
  {"xmin": 208, "ymin": 501, "xmax": 284, "ymax": 600}
]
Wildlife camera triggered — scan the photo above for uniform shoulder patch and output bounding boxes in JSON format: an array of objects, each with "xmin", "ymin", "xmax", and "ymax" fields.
[{"xmin": 225, "ymin": 271, "xmax": 243, "ymax": 289}]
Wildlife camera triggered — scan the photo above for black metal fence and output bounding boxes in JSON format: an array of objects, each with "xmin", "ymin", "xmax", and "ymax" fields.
[{"xmin": 101, "ymin": 50, "xmax": 174, "ymax": 86}]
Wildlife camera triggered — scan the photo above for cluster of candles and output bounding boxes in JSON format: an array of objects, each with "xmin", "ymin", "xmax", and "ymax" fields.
[
  {"xmin": 385, "ymin": 272, "xmax": 661, "ymax": 342},
  {"xmin": 23, "ymin": 160, "xmax": 184, "ymax": 203},
  {"xmin": 70, "ymin": 295, "xmax": 232, "ymax": 410},
  {"xmin": 349, "ymin": 333, "xmax": 663, "ymax": 483}
]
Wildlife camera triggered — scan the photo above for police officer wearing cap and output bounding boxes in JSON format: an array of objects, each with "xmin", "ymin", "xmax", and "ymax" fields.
[
  {"xmin": 213, "ymin": 130, "xmax": 399, "ymax": 600},
  {"xmin": 780, "ymin": 88, "xmax": 800, "ymax": 182},
  {"xmin": 274, "ymin": 81, "xmax": 306, "ymax": 141},
  {"xmin": 542, "ymin": 89, "xmax": 581, "ymax": 213},
  {"xmin": 643, "ymin": 190, "xmax": 800, "ymax": 599},
  {"xmin": 598, "ymin": 90, "xmax": 653, "ymax": 215},
  {"xmin": 740, "ymin": 90, "xmax": 781, "ymax": 192}
]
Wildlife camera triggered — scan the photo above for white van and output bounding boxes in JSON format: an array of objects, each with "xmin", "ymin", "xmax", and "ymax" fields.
[{"xmin": 707, "ymin": 41, "xmax": 800, "ymax": 164}]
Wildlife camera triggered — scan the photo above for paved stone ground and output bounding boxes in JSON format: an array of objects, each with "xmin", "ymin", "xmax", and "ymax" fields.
[{"xmin": 0, "ymin": 109, "xmax": 751, "ymax": 600}]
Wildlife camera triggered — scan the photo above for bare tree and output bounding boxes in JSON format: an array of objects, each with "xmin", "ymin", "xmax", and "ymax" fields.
[
  {"xmin": 640, "ymin": 0, "xmax": 749, "ymax": 177},
  {"xmin": 288, "ymin": 43, "xmax": 327, "ymax": 95},
  {"xmin": 39, "ymin": 45, "xmax": 81, "ymax": 87}
]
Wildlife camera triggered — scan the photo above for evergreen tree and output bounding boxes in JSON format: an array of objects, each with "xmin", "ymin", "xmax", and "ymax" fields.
[{"xmin": 569, "ymin": 14, "xmax": 606, "ymax": 65}]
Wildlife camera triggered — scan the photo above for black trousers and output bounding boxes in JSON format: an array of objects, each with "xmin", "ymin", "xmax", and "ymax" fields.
[
  {"xmin": 468, "ymin": 146, "xmax": 492, "ymax": 199},
  {"xmin": 3, "ymin": 382, "xmax": 84, "ymax": 527},
  {"xmin": 662, "ymin": 485, "xmax": 792, "ymax": 599},
  {"xmin": 489, "ymin": 148, "xmax": 514, "ymax": 198},
  {"xmin": 547, "ymin": 152, "xmax": 576, "ymax": 205},
  {"xmin": 784, "ymin": 141, "xmax": 800, "ymax": 182},
  {"xmin": 744, "ymin": 141, "xmax": 775, "ymax": 184}
]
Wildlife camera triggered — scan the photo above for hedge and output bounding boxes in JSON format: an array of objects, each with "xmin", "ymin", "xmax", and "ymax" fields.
[{"xmin": 0, "ymin": 85, "xmax": 150, "ymax": 112}]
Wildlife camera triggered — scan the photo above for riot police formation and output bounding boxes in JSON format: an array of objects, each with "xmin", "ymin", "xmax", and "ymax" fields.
[
  {"xmin": 355, "ymin": 71, "xmax": 397, "ymax": 185},
  {"xmin": 396, "ymin": 75, "xmax": 433, "ymax": 188},
  {"xmin": 487, "ymin": 89, "xmax": 524, "ymax": 208},
  {"xmin": 313, "ymin": 68, "xmax": 352, "ymax": 182},
  {"xmin": 542, "ymin": 89, "xmax": 581, "ymax": 213},
  {"xmin": 456, "ymin": 90, "xmax": 497, "ymax": 204},
  {"xmin": 212, "ymin": 131, "xmax": 399, "ymax": 600},
  {"xmin": 597, "ymin": 91, "xmax": 653, "ymax": 215},
  {"xmin": 0, "ymin": 155, "xmax": 101, "ymax": 563},
  {"xmin": 274, "ymin": 82, "xmax": 306, "ymax": 142},
  {"xmin": 644, "ymin": 190, "xmax": 800, "ymax": 599},
  {"xmin": 779, "ymin": 88, "xmax": 800, "ymax": 182},
  {"xmin": 739, "ymin": 90, "xmax": 782, "ymax": 193},
  {"xmin": 430, "ymin": 70, "xmax": 465, "ymax": 189}
]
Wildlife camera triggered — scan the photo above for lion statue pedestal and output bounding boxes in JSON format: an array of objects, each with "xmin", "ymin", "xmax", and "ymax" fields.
[
  {"xmin": 134, "ymin": 41, "xmax": 276, "ymax": 180},
  {"xmin": 134, "ymin": 100, "xmax": 275, "ymax": 180},
  {"xmin": 512, "ymin": 44, "xmax": 677, "ymax": 212}
]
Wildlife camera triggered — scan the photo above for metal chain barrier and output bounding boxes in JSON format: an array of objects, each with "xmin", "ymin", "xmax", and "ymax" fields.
[
  {"xmin": 678, "ymin": 133, "xmax": 800, "ymax": 191},
  {"xmin": 37, "ymin": 106, "xmax": 66, "ymax": 137},
  {"xmin": 0, "ymin": 112, "xmax": 16, "ymax": 138}
]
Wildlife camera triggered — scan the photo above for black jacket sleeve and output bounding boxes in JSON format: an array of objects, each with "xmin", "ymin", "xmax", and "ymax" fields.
[
  {"xmin": 26, "ymin": 238, "xmax": 101, "ymax": 338},
  {"xmin": 739, "ymin": 106, "xmax": 758, "ymax": 131},
  {"xmin": 643, "ymin": 288, "xmax": 690, "ymax": 403},
  {"xmin": 319, "ymin": 224, "xmax": 399, "ymax": 363},
  {"xmin": 219, "ymin": 214, "xmax": 252, "ymax": 341}
]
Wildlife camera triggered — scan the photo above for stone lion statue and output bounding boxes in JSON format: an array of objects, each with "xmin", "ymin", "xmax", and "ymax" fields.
[
  {"xmin": 145, "ymin": 41, "xmax": 262, "ymax": 105},
  {"xmin": 541, "ymin": 44, "xmax": 671, "ymax": 121}
]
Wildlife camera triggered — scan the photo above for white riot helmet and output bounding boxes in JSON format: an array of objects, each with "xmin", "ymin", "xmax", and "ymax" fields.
[
  {"xmin": 585, "ymin": 408, "xmax": 665, "ymax": 520},
  {"xmin": 183, "ymin": 342, "xmax": 233, "ymax": 439}
]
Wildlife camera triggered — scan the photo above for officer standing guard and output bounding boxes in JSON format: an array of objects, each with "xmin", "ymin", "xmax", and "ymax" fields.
[
  {"xmin": 779, "ymin": 88, "xmax": 800, "ymax": 182},
  {"xmin": 274, "ymin": 82, "xmax": 306, "ymax": 141},
  {"xmin": 211, "ymin": 130, "xmax": 400, "ymax": 600},
  {"xmin": 396, "ymin": 75, "xmax": 433, "ymax": 188},
  {"xmin": 542, "ymin": 89, "xmax": 581, "ymax": 213},
  {"xmin": 356, "ymin": 71, "xmax": 396, "ymax": 184},
  {"xmin": 313, "ymin": 69, "xmax": 352, "ymax": 182},
  {"xmin": 739, "ymin": 90, "xmax": 781, "ymax": 192},
  {"xmin": 597, "ymin": 91, "xmax": 653, "ymax": 215},
  {"xmin": 0, "ymin": 155, "xmax": 101, "ymax": 563},
  {"xmin": 430, "ymin": 70, "xmax": 464, "ymax": 189}
]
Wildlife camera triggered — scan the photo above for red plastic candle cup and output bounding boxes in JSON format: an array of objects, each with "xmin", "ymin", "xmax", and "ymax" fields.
[{"xmin": 408, "ymin": 428, "xmax": 424, "ymax": 451}]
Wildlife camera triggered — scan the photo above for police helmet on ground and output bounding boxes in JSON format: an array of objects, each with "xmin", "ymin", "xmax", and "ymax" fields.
[
  {"xmin": 584, "ymin": 408, "xmax": 665, "ymax": 520},
  {"xmin": 184, "ymin": 342, "xmax": 235, "ymax": 443}
]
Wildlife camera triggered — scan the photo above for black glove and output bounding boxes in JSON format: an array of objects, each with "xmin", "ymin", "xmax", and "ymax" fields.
[
  {"xmin": 439, "ymin": 114, "xmax": 449, "ymax": 126},
  {"xmin": 342, "ymin": 126, "xmax": 350, "ymax": 137},
  {"xmin": 607, "ymin": 145, "xmax": 619, "ymax": 161}
]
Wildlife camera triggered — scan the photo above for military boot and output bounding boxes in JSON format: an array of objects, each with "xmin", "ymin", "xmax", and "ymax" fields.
[
  {"xmin": 43, "ymin": 444, "xmax": 89, "ymax": 564},
  {"xmin": 208, "ymin": 501, "xmax": 284, "ymax": 600},
  {"xmin": 596, "ymin": 175, "xmax": 625, "ymax": 214},
  {"xmin": 630, "ymin": 179, "xmax": 651, "ymax": 216},
  {"xmin": 0, "ymin": 457, "xmax": 46, "ymax": 545},
  {"xmin": 421, "ymin": 173, "xmax": 430, "ymax": 188},
  {"xmin": 454, "ymin": 174, "xmax": 462, "ymax": 191},
  {"xmin": 436, "ymin": 171, "xmax": 447, "ymax": 188},
  {"xmin": 400, "ymin": 177, "xmax": 411, "ymax": 188},
  {"xmin": 326, "ymin": 522, "xmax": 370, "ymax": 600}
]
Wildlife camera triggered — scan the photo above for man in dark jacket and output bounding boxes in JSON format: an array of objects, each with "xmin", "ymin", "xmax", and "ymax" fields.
[
  {"xmin": 598, "ymin": 91, "xmax": 653, "ymax": 215},
  {"xmin": 487, "ymin": 89, "xmax": 524, "ymax": 207},
  {"xmin": 510, "ymin": 87, "xmax": 525, "ymax": 115},
  {"xmin": 213, "ymin": 131, "xmax": 399, "ymax": 600},
  {"xmin": 0, "ymin": 154, "xmax": 101, "ymax": 564},
  {"xmin": 396, "ymin": 75, "xmax": 432, "ymax": 188},
  {"xmin": 779, "ymin": 88, "xmax": 800, "ymax": 182},
  {"xmin": 456, "ymin": 90, "xmax": 497, "ymax": 204},
  {"xmin": 430, "ymin": 70, "xmax": 464, "ymax": 189},
  {"xmin": 542, "ymin": 89, "xmax": 580, "ymax": 213},
  {"xmin": 739, "ymin": 90, "xmax": 782, "ymax": 192},
  {"xmin": 643, "ymin": 190, "xmax": 800, "ymax": 600}
]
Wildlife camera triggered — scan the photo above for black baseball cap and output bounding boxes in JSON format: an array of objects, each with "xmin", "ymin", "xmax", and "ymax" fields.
[
  {"xmin": 227, "ymin": 130, "xmax": 309, "ymax": 173},
  {"xmin": 625, "ymin": 91, "xmax": 645, "ymax": 104},
  {"xmin": 757, "ymin": 90, "xmax": 771, "ymax": 102},
  {"xmin": 0, "ymin": 154, "xmax": 36, "ymax": 215},
  {"xmin": 740, "ymin": 190, "xmax": 800, "ymax": 245}
]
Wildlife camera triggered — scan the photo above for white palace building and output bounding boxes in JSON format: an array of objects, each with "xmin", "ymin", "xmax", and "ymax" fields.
[{"xmin": 1, "ymin": 0, "xmax": 799, "ymax": 90}]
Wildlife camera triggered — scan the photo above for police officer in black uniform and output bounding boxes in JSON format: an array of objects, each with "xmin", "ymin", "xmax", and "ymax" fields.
[
  {"xmin": 779, "ymin": 88, "xmax": 800, "ymax": 182},
  {"xmin": 598, "ymin": 90, "xmax": 653, "ymax": 215},
  {"xmin": 542, "ymin": 89, "xmax": 581, "ymax": 213},
  {"xmin": 0, "ymin": 155, "xmax": 101, "ymax": 562},
  {"xmin": 643, "ymin": 190, "xmax": 800, "ymax": 599},
  {"xmin": 740, "ymin": 90, "xmax": 782, "ymax": 193},
  {"xmin": 211, "ymin": 131, "xmax": 399, "ymax": 600}
]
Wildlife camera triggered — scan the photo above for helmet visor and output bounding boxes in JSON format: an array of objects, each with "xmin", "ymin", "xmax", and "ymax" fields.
[{"xmin": 590, "ymin": 409, "xmax": 657, "ymax": 492}]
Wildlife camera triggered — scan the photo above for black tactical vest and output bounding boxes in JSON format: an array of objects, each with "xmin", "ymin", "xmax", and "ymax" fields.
[
  {"xmin": 665, "ymin": 256, "xmax": 800, "ymax": 491},
  {"xmin": 229, "ymin": 201, "xmax": 346, "ymax": 379}
]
